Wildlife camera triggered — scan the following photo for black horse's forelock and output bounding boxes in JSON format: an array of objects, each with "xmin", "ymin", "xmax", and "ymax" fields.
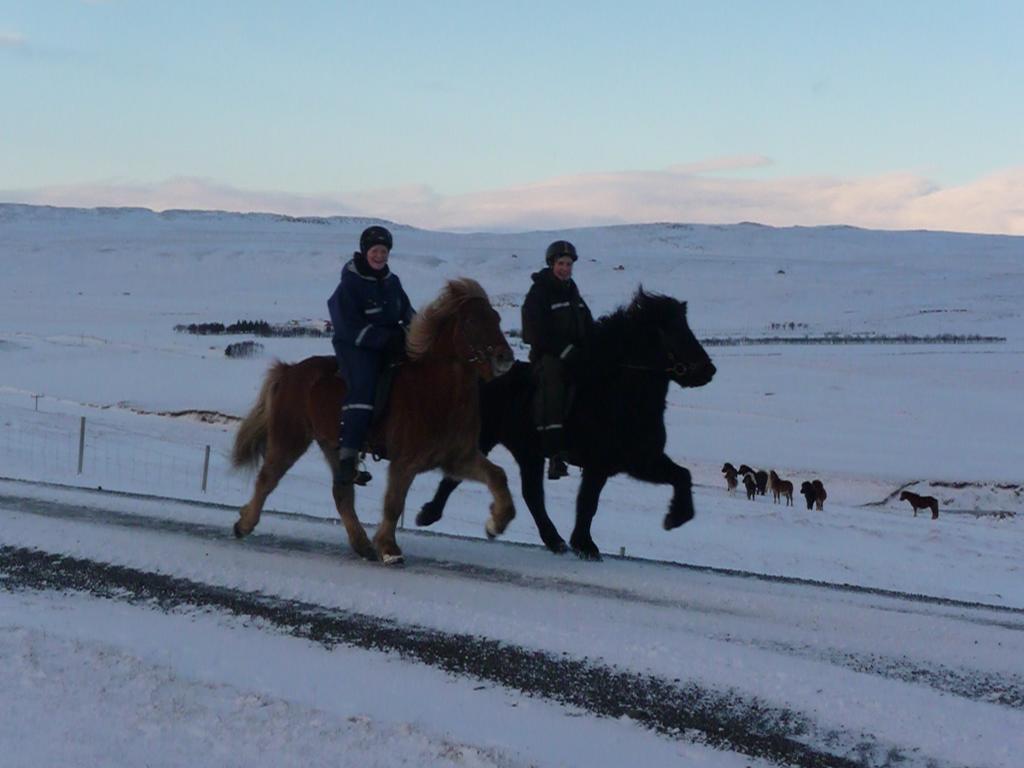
[{"xmin": 627, "ymin": 287, "xmax": 685, "ymax": 321}]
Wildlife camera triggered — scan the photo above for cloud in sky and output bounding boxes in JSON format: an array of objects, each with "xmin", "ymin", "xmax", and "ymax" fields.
[
  {"xmin": 3, "ymin": 162, "xmax": 1023, "ymax": 236},
  {"xmin": 0, "ymin": 31, "xmax": 26, "ymax": 48}
]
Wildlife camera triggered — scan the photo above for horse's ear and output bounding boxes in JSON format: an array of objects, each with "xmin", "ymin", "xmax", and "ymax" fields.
[{"xmin": 626, "ymin": 284, "xmax": 644, "ymax": 314}]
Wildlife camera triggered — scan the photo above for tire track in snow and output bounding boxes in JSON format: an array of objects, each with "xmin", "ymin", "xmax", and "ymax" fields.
[
  {"xmin": 0, "ymin": 545, "xmax": 961, "ymax": 768},
  {"xmin": 4, "ymin": 490, "xmax": 1024, "ymax": 713}
]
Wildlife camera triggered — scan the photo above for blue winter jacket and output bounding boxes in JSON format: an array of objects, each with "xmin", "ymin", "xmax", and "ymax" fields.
[{"xmin": 327, "ymin": 254, "xmax": 414, "ymax": 350}]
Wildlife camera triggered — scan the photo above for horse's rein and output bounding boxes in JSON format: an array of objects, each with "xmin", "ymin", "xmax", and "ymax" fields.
[
  {"xmin": 621, "ymin": 354, "xmax": 692, "ymax": 378},
  {"xmin": 465, "ymin": 344, "xmax": 500, "ymax": 364}
]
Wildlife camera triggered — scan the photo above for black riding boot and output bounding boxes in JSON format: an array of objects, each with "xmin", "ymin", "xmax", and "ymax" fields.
[
  {"xmin": 547, "ymin": 454, "xmax": 569, "ymax": 480},
  {"xmin": 544, "ymin": 427, "xmax": 570, "ymax": 480},
  {"xmin": 335, "ymin": 447, "xmax": 372, "ymax": 487}
]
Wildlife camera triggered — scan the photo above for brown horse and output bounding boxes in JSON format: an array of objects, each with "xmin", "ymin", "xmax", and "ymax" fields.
[
  {"xmin": 768, "ymin": 470, "xmax": 794, "ymax": 506},
  {"xmin": 722, "ymin": 462, "xmax": 739, "ymax": 494},
  {"xmin": 231, "ymin": 278, "xmax": 517, "ymax": 564},
  {"xmin": 900, "ymin": 490, "xmax": 939, "ymax": 520}
]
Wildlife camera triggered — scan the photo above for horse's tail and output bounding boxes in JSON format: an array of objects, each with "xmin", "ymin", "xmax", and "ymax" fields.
[{"xmin": 231, "ymin": 362, "xmax": 286, "ymax": 470}]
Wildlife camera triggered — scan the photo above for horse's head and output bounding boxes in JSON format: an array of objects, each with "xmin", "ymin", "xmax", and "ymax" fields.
[
  {"xmin": 627, "ymin": 289, "xmax": 716, "ymax": 388},
  {"xmin": 408, "ymin": 278, "xmax": 514, "ymax": 380},
  {"xmin": 454, "ymin": 294, "xmax": 515, "ymax": 380}
]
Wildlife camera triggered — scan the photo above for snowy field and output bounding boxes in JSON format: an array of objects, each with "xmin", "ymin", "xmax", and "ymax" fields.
[{"xmin": 2, "ymin": 204, "xmax": 1023, "ymax": 767}]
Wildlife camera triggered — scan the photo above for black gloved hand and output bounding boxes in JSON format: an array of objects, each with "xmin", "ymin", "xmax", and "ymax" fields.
[
  {"xmin": 561, "ymin": 343, "xmax": 585, "ymax": 375},
  {"xmin": 384, "ymin": 326, "xmax": 408, "ymax": 362}
]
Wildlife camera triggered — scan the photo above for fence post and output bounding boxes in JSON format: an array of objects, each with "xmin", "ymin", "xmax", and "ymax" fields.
[
  {"xmin": 77, "ymin": 416, "xmax": 86, "ymax": 474},
  {"xmin": 201, "ymin": 445, "xmax": 211, "ymax": 492}
]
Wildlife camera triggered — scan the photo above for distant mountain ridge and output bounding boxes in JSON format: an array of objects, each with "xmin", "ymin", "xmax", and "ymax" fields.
[{"xmin": 3, "ymin": 202, "xmax": 1023, "ymax": 244}]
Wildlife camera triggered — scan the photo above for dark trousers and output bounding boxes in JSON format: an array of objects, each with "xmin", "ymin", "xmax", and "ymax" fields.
[
  {"xmin": 532, "ymin": 355, "xmax": 568, "ymax": 458},
  {"xmin": 333, "ymin": 342, "xmax": 381, "ymax": 451}
]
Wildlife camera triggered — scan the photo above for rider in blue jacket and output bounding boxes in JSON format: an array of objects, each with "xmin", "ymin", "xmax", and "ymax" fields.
[{"xmin": 327, "ymin": 225, "xmax": 414, "ymax": 485}]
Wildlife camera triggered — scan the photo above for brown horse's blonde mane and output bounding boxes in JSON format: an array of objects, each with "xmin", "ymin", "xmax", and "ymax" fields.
[{"xmin": 406, "ymin": 278, "xmax": 489, "ymax": 361}]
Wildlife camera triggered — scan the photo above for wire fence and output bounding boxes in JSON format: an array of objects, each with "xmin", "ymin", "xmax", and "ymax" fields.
[
  {"xmin": 12, "ymin": 394, "xmax": 926, "ymax": 558},
  {"xmin": 0, "ymin": 398, "xmax": 343, "ymax": 518},
  {"xmin": 0, "ymin": 395, "xmax": 519, "ymax": 538}
]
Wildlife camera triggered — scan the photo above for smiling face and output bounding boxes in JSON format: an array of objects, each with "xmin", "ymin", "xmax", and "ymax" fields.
[
  {"xmin": 365, "ymin": 244, "xmax": 390, "ymax": 271},
  {"xmin": 551, "ymin": 256, "xmax": 574, "ymax": 281}
]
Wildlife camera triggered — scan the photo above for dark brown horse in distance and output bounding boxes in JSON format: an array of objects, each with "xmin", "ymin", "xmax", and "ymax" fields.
[
  {"xmin": 738, "ymin": 464, "xmax": 768, "ymax": 496},
  {"xmin": 800, "ymin": 480, "xmax": 827, "ymax": 510},
  {"xmin": 900, "ymin": 490, "xmax": 939, "ymax": 520},
  {"xmin": 722, "ymin": 462, "xmax": 739, "ymax": 494},
  {"xmin": 742, "ymin": 472, "xmax": 757, "ymax": 500},
  {"xmin": 231, "ymin": 278, "xmax": 516, "ymax": 564}
]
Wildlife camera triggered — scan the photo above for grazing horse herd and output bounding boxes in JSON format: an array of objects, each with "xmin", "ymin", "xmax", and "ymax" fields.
[
  {"xmin": 723, "ymin": 462, "xmax": 826, "ymax": 509},
  {"xmin": 231, "ymin": 278, "xmax": 940, "ymax": 567},
  {"xmin": 722, "ymin": 462, "xmax": 941, "ymax": 519}
]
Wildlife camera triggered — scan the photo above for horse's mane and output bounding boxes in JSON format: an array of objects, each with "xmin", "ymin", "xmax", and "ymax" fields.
[
  {"xmin": 406, "ymin": 277, "xmax": 490, "ymax": 361},
  {"xmin": 592, "ymin": 287, "xmax": 686, "ymax": 360}
]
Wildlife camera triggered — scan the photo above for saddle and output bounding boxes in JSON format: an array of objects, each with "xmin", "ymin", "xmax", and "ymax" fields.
[{"xmin": 368, "ymin": 355, "xmax": 403, "ymax": 441}]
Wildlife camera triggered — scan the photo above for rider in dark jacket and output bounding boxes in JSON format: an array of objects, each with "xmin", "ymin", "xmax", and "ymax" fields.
[
  {"xmin": 327, "ymin": 225, "xmax": 414, "ymax": 485},
  {"xmin": 521, "ymin": 240, "xmax": 594, "ymax": 479}
]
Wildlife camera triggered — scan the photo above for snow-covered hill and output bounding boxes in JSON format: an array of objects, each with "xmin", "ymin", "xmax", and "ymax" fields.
[{"xmin": 3, "ymin": 204, "xmax": 1024, "ymax": 766}]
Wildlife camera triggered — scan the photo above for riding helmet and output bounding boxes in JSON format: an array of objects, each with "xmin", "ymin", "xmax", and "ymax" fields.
[
  {"xmin": 545, "ymin": 240, "xmax": 578, "ymax": 265},
  {"xmin": 360, "ymin": 225, "xmax": 393, "ymax": 255}
]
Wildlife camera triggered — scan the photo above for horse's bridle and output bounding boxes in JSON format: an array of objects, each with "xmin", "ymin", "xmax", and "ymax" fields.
[
  {"xmin": 466, "ymin": 344, "xmax": 503, "ymax": 364},
  {"xmin": 457, "ymin": 301, "xmax": 509, "ymax": 366},
  {"xmin": 621, "ymin": 352, "xmax": 693, "ymax": 378}
]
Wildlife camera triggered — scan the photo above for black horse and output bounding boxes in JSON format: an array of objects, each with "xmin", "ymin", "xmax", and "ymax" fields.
[{"xmin": 416, "ymin": 289, "xmax": 716, "ymax": 560}]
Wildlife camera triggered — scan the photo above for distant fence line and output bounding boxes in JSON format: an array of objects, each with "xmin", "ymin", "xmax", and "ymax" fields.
[
  {"xmin": 174, "ymin": 321, "xmax": 1006, "ymax": 348},
  {"xmin": 174, "ymin": 320, "xmax": 329, "ymax": 337},
  {"xmin": 703, "ymin": 334, "xmax": 1006, "ymax": 347}
]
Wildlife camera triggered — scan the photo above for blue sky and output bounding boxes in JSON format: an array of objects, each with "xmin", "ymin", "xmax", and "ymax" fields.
[{"xmin": 2, "ymin": 1, "xmax": 1023, "ymax": 233}]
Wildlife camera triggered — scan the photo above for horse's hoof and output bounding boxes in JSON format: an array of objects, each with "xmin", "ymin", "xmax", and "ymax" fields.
[
  {"xmin": 573, "ymin": 547, "xmax": 603, "ymax": 562},
  {"xmin": 233, "ymin": 521, "xmax": 247, "ymax": 539},
  {"xmin": 352, "ymin": 542, "xmax": 377, "ymax": 561},
  {"xmin": 416, "ymin": 503, "xmax": 443, "ymax": 527},
  {"xmin": 382, "ymin": 552, "xmax": 405, "ymax": 566},
  {"xmin": 570, "ymin": 536, "xmax": 602, "ymax": 561},
  {"xmin": 663, "ymin": 510, "xmax": 694, "ymax": 530},
  {"xmin": 547, "ymin": 539, "xmax": 569, "ymax": 554},
  {"xmin": 484, "ymin": 512, "xmax": 512, "ymax": 538}
]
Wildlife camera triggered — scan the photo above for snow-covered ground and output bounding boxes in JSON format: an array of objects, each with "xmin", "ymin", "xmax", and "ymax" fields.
[{"xmin": 2, "ymin": 204, "xmax": 1023, "ymax": 766}]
